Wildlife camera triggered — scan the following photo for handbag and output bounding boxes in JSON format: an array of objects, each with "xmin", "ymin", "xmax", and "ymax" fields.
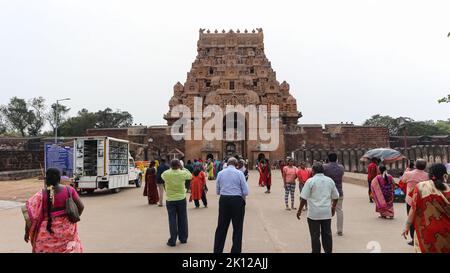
[{"xmin": 65, "ymin": 186, "xmax": 80, "ymax": 223}]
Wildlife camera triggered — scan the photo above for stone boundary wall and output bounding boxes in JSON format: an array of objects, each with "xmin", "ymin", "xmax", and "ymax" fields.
[
  {"xmin": 0, "ymin": 137, "xmax": 73, "ymax": 179},
  {"xmin": 294, "ymin": 145, "xmax": 450, "ymax": 177},
  {"xmin": 285, "ymin": 125, "xmax": 389, "ymax": 153},
  {"xmin": 0, "ymin": 169, "xmax": 42, "ymax": 181}
]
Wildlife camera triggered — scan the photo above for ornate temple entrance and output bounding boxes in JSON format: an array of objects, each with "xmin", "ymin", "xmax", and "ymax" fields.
[
  {"xmin": 222, "ymin": 112, "xmax": 246, "ymax": 159},
  {"xmin": 225, "ymin": 143, "xmax": 236, "ymax": 156},
  {"xmin": 164, "ymin": 29, "xmax": 301, "ymax": 166}
]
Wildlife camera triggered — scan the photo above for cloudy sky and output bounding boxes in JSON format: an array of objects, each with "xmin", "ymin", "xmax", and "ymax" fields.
[{"xmin": 0, "ymin": 0, "xmax": 449, "ymax": 128}]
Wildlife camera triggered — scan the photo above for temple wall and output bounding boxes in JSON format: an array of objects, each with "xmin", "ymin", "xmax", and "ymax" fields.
[{"xmin": 293, "ymin": 145, "xmax": 450, "ymax": 177}]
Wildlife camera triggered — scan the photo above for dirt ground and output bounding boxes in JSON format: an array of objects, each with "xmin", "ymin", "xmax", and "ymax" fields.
[{"xmin": 0, "ymin": 178, "xmax": 44, "ymax": 202}]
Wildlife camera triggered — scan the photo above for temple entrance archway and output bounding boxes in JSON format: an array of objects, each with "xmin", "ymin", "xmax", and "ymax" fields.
[{"xmin": 222, "ymin": 112, "xmax": 247, "ymax": 159}]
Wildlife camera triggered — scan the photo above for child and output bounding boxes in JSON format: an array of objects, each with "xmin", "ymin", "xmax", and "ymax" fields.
[{"xmin": 190, "ymin": 168, "xmax": 208, "ymax": 208}]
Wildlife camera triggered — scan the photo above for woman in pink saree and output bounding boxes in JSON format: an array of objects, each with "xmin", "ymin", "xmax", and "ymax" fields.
[
  {"xmin": 371, "ymin": 165, "xmax": 395, "ymax": 219},
  {"xmin": 22, "ymin": 168, "xmax": 85, "ymax": 253}
]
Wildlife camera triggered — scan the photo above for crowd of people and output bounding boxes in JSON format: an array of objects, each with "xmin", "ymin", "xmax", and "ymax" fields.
[
  {"xmin": 21, "ymin": 154, "xmax": 449, "ymax": 253},
  {"xmin": 366, "ymin": 157, "xmax": 450, "ymax": 252}
]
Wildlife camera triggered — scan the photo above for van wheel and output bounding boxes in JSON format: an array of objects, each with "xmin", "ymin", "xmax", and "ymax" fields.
[
  {"xmin": 84, "ymin": 189, "xmax": 95, "ymax": 194},
  {"xmin": 135, "ymin": 175, "xmax": 142, "ymax": 188},
  {"xmin": 111, "ymin": 188, "xmax": 120, "ymax": 193}
]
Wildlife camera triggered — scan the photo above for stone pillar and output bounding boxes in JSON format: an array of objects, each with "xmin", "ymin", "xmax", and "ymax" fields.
[
  {"xmin": 394, "ymin": 151, "xmax": 400, "ymax": 170},
  {"xmin": 434, "ymin": 145, "xmax": 442, "ymax": 163},
  {"xmin": 349, "ymin": 149, "xmax": 357, "ymax": 172},
  {"xmin": 343, "ymin": 149, "xmax": 350, "ymax": 172},
  {"xmin": 444, "ymin": 146, "xmax": 450, "ymax": 164},
  {"xmin": 422, "ymin": 146, "xmax": 430, "ymax": 164},
  {"xmin": 318, "ymin": 149, "xmax": 325, "ymax": 162},
  {"xmin": 430, "ymin": 145, "xmax": 436, "ymax": 163},
  {"xmin": 356, "ymin": 149, "xmax": 364, "ymax": 173},
  {"xmin": 306, "ymin": 149, "xmax": 313, "ymax": 166},
  {"xmin": 313, "ymin": 149, "xmax": 320, "ymax": 162},
  {"xmin": 338, "ymin": 149, "xmax": 344, "ymax": 167},
  {"xmin": 411, "ymin": 148, "xmax": 417, "ymax": 162},
  {"xmin": 360, "ymin": 149, "xmax": 367, "ymax": 173}
]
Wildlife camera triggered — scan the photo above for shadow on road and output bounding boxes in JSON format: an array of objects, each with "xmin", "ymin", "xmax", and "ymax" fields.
[{"xmin": 79, "ymin": 187, "xmax": 138, "ymax": 198}]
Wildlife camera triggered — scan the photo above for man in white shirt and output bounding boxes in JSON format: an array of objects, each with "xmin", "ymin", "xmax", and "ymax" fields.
[{"xmin": 297, "ymin": 162, "xmax": 339, "ymax": 253}]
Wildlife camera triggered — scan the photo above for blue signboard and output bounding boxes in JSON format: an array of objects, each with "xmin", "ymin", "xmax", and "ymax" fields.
[{"xmin": 44, "ymin": 143, "xmax": 74, "ymax": 177}]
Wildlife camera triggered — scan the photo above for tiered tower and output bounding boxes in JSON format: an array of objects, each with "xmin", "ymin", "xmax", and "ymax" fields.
[{"xmin": 165, "ymin": 28, "xmax": 302, "ymax": 163}]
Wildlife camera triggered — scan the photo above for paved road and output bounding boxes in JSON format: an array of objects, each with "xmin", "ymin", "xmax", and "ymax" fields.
[{"xmin": 0, "ymin": 170, "xmax": 413, "ymax": 253}]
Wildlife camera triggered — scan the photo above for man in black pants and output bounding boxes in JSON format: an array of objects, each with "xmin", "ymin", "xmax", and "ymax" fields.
[
  {"xmin": 213, "ymin": 157, "xmax": 249, "ymax": 253},
  {"xmin": 297, "ymin": 162, "xmax": 339, "ymax": 253}
]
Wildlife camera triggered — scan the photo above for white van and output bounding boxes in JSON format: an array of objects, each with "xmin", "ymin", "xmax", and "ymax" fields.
[{"xmin": 73, "ymin": 136, "xmax": 142, "ymax": 193}]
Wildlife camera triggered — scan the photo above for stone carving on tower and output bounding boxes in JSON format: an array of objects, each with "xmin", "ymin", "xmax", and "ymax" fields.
[
  {"xmin": 163, "ymin": 28, "xmax": 303, "ymax": 163},
  {"xmin": 164, "ymin": 28, "xmax": 302, "ymax": 126}
]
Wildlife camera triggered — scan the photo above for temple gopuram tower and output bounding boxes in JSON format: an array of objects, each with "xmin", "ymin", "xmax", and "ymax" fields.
[{"xmin": 165, "ymin": 28, "xmax": 302, "ymax": 166}]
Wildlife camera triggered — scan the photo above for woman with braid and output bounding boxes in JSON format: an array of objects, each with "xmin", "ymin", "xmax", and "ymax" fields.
[
  {"xmin": 22, "ymin": 168, "xmax": 84, "ymax": 253},
  {"xmin": 402, "ymin": 163, "xmax": 450, "ymax": 253}
]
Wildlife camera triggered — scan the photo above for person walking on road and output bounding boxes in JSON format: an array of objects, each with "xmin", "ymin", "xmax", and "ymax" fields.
[
  {"xmin": 282, "ymin": 158, "xmax": 298, "ymax": 210},
  {"xmin": 238, "ymin": 159, "xmax": 249, "ymax": 181},
  {"xmin": 22, "ymin": 168, "xmax": 85, "ymax": 253},
  {"xmin": 367, "ymin": 158, "xmax": 380, "ymax": 203},
  {"xmin": 297, "ymin": 162, "xmax": 339, "ymax": 253},
  {"xmin": 323, "ymin": 153, "xmax": 345, "ymax": 236},
  {"xmin": 258, "ymin": 158, "xmax": 271, "ymax": 190},
  {"xmin": 213, "ymin": 157, "xmax": 249, "ymax": 253},
  {"xmin": 143, "ymin": 161, "xmax": 159, "ymax": 205},
  {"xmin": 371, "ymin": 165, "xmax": 395, "ymax": 219},
  {"xmin": 402, "ymin": 163, "xmax": 450, "ymax": 253},
  {"xmin": 184, "ymin": 160, "xmax": 194, "ymax": 193},
  {"xmin": 296, "ymin": 161, "xmax": 311, "ymax": 211},
  {"xmin": 156, "ymin": 159, "xmax": 170, "ymax": 207},
  {"xmin": 190, "ymin": 168, "xmax": 208, "ymax": 208},
  {"xmin": 401, "ymin": 159, "xmax": 429, "ymax": 246},
  {"xmin": 161, "ymin": 159, "xmax": 192, "ymax": 247}
]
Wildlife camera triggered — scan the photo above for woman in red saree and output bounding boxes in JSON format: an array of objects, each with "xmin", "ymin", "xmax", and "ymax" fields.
[
  {"xmin": 371, "ymin": 166, "xmax": 395, "ymax": 219},
  {"xmin": 402, "ymin": 163, "xmax": 450, "ymax": 253},
  {"xmin": 258, "ymin": 159, "xmax": 272, "ymax": 192},
  {"xmin": 143, "ymin": 161, "xmax": 159, "ymax": 205},
  {"xmin": 22, "ymin": 168, "xmax": 84, "ymax": 253},
  {"xmin": 190, "ymin": 168, "xmax": 208, "ymax": 208}
]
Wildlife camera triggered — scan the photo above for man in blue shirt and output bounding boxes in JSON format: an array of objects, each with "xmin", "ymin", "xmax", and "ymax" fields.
[
  {"xmin": 213, "ymin": 157, "xmax": 249, "ymax": 253},
  {"xmin": 323, "ymin": 152, "xmax": 345, "ymax": 236}
]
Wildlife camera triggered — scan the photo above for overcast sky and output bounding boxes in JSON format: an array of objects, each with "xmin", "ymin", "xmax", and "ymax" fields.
[{"xmin": 0, "ymin": 0, "xmax": 449, "ymax": 129}]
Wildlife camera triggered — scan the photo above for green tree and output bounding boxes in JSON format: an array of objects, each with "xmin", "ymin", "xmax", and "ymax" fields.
[
  {"xmin": 363, "ymin": 114, "xmax": 413, "ymax": 135},
  {"xmin": 438, "ymin": 94, "xmax": 449, "ymax": 103},
  {"xmin": 27, "ymin": 97, "xmax": 46, "ymax": 136},
  {"xmin": 364, "ymin": 114, "xmax": 450, "ymax": 136},
  {"xmin": 46, "ymin": 103, "xmax": 70, "ymax": 133},
  {"xmin": 0, "ymin": 97, "xmax": 33, "ymax": 136},
  {"xmin": 0, "ymin": 112, "xmax": 7, "ymax": 135},
  {"xmin": 405, "ymin": 120, "xmax": 447, "ymax": 136},
  {"xmin": 95, "ymin": 108, "xmax": 133, "ymax": 128},
  {"xmin": 59, "ymin": 109, "xmax": 97, "ymax": 136},
  {"xmin": 435, "ymin": 119, "xmax": 450, "ymax": 134}
]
